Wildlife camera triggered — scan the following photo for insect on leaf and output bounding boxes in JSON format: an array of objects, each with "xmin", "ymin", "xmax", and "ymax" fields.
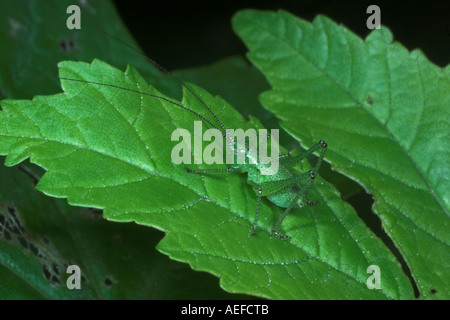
[{"xmin": 0, "ymin": 59, "xmax": 415, "ymax": 299}]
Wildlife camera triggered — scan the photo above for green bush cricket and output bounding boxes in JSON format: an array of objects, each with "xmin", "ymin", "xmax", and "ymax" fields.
[{"xmin": 55, "ymin": 29, "xmax": 328, "ymax": 240}]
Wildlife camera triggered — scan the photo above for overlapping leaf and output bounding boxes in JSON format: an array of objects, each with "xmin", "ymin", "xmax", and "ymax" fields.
[{"xmin": 232, "ymin": 9, "xmax": 449, "ymax": 299}]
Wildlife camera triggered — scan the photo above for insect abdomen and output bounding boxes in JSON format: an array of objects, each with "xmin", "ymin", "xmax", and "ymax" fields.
[{"xmin": 246, "ymin": 163, "xmax": 297, "ymax": 208}]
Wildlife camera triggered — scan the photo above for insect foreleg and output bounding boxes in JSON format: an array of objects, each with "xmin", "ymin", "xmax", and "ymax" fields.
[
  {"xmin": 312, "ymin": 140, "xmax": 327, "ymax": 173},
  {"xmin": 252, "ymin": 185, "xmax": 263, "ymax": 237},
  {"xmin": 280, "ymin": 140, "xmax": 327, "ymax": 169}
]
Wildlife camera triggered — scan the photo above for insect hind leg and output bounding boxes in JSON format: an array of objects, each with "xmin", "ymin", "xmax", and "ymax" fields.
[
  {"xmin": 272, "ymin": 170, "xmax": 316, "ymax": 239},
  {"xmin": 272, "ymin": 140, "xmax": 327, "ymax": 240}
]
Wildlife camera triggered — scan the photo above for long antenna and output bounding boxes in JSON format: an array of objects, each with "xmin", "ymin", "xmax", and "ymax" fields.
[
  {"xmin": 57, "ymin": 76, "xmax": 223, "ymax": 134},
  {"xmin": 97, "ymin": 26, "xmax": 228, "ymax": 137}
]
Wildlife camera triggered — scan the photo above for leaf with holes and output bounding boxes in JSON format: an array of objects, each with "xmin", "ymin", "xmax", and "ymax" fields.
[
  {"xmin": 233, "ymin": 9, "xmax": 450, "ymax": 299},
  {"xmin": 0, "ymin": 59, "xmax": 415, "ymax": 299},
  {"xmin": 0, "ymin": 162, "xmax": 244, "ymax": 299},
  {"xmin": 0, "ymin": 0, "xmax": 169, "ymax": 100}
]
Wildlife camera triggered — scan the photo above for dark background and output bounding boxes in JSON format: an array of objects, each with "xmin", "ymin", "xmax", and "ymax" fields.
[{"xmin": 113, "ymin": 0, "xmax": 450, "ymax": 70}]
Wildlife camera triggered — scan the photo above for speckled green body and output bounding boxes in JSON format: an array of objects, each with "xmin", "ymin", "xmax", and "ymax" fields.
[{"xmin": 232, "ymin": 160, "xmax": 300, "ymax": 208}]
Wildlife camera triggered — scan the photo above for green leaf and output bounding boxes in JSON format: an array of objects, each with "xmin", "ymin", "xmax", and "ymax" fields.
[
  {"xmin": 0, "ymin": 59, "xmax": 415, "ymax": 299},
  {"xmin": 0, "ymin": 162, "xmax": 243, "ymax": 299},
  {"xmin": 232, "ymin": 9, "xmax": 450, "ymax": 299},
  {"xmin": 0, "ymin": 0, "xmax": 166, "ymax": 100},
  {"xmin": 0, "ymin": 0, "xmax": 250, "ymax": 299}
]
